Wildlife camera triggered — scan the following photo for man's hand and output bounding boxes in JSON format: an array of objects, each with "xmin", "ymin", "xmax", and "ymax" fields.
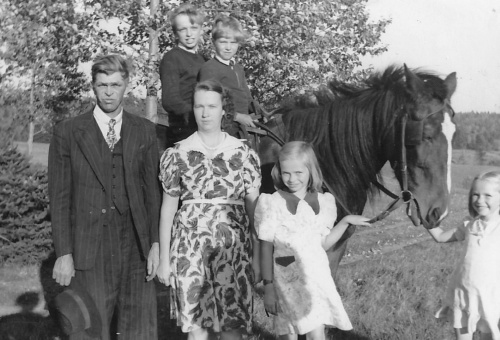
[
  {"xmin": 53, "ymin": 254, "xmax": 75, "ymax": 286},
  {"xmin": 146, "ymin": 242, "xmax": 159, "ymax": 281}
]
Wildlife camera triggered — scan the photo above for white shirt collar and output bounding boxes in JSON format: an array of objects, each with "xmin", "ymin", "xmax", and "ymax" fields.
[
  {"xmin": 177, "ymin": 44, "xmax": 198, "ymax": 54},
  {"xmin": 177, "ymin": 132, "xmax": 245, "ymax": 155},
  {"xmin": 93, "ymin": 105, "xmax": 123, "ymax": 125},
  {"xmin": 215, "ymin": 55, "xmax": 235, "ymax": 66},
  {"xmin": 93, "ymin": 105, "xmax": 123, "ymax": 141}
]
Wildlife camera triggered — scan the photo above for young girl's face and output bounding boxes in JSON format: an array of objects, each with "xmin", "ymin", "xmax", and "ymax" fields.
[
  {"xmin": 280, "ymin": 158, "xmax": 310, "ymax": 197},
  {"xmin": 471, "ymin": 179, "xmax": 500, "ymax": 221}
]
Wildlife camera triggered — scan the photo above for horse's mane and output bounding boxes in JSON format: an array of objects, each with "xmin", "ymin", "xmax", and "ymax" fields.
[{"xmin": 278, "ymin": 65, "xmax": 449, "ymax": 215}]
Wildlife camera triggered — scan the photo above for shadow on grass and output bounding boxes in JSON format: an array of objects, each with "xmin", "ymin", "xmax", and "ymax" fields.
[
  {"xmin": 328, "ymin": 328, "xmax": 371, "ymax": 340},
  {"xmin": 0, "ymin": 291, "xmax": 63, "ymax": 339},
  {"xmin": 2, "ymin": 254, "xmax": 363, "ymax": 340}
]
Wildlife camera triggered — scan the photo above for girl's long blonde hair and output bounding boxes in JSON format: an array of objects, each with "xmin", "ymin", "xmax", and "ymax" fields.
[{"xmin": 271, "ymin": 141, "xmax": 323, "ymax": 193}]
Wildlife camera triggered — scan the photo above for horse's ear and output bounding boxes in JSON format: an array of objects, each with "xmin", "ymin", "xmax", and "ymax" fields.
[
  {"xmin": 404, "ymin": 64, "xmax": 427, "ymax": 120},
  {"xmin": 404, "ymin": 64, "xmax": 425, "ymax": 97},
  {"xmin": 444, "ymin": 72, "xmax": 457, "ymax": 99}
]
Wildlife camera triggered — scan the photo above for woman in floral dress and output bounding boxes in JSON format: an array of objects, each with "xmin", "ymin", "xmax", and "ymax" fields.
[{"xmin": 157, "ymin": 80, "xmax": 261, "ymax": 340}]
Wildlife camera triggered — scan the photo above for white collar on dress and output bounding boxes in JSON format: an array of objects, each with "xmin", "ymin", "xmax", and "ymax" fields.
[{"xmin": 176, "ymin": 132, "xmax": 246, "ymax": 154}]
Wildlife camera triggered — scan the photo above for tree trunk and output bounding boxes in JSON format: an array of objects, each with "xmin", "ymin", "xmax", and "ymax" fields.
[
  {"xmin": 145, "ymin": 0, "xmax": 159, "ymax": 123},
  {"xmin": 28, "ymin": 66, "xmax": 36, "ymax": 156}
]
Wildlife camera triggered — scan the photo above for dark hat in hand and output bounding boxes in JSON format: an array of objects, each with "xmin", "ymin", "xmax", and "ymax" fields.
[{"xmin": 53, "ymin": 280, "xmax": 102, "ymax": 337}]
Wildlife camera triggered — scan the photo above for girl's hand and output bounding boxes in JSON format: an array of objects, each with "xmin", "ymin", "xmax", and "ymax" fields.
[
  {"xmin": 234, "ymin": 112, "xmax": 256, "ymax": 127},
  {"xmin": 156, "ymin": 258, "xmax": 171, "ymax": 286},
  {"xmin": 342, "ymin": 215, "xmax": 371, "ymax": 227},
  {"xmin": 263, "ymin": 284, "xmax": 281, "ymax": 315}
]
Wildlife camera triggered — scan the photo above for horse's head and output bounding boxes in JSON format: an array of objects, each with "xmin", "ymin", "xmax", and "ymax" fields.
[{"xmin": 392, "ymin": 66, "xmax": 457, "ymax": 229}]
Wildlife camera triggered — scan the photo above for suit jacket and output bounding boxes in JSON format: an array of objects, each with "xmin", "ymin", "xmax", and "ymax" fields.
[{"xmin": 48, "ymin": 110, "xmax": 161, "ymax": 270}]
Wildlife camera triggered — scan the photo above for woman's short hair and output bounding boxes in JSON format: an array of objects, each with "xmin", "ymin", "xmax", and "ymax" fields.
[
  {"xmin": 170, "ymin": 4, "xmax": 205, "ymax": 32},
  {"xmin": 194, "ymin": 80, "xmax": 235, "ymax": 128},
  {"xmin": 468, "ymin": 170, "xmax": 500, "ymax": 217},
  {"xmin": 271, "ymin": 141, "xmax": 324, "ymax": 193},
  {"xmin": 211, "ymin": 15, "xmax": 248, "ymax": 42},
  {"xmin": 91, "ymin": 55, "xmax": 130, "ymax": 84}
]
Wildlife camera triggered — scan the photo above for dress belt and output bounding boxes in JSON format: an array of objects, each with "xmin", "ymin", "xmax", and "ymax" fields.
[{"xmin": 182, "ymin": 198, "xmax": 244, "ymax": 206}]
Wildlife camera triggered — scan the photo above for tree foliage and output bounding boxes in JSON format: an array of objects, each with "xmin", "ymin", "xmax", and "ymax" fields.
[
  {"xmin": 0, "ymin": 146, "xmax": 51, "ymax": 265},
  {"xmin": 453, "ymin": 112, "xmax": 500, "ymax": 152},
  {"xmin": 1, "ymin": 0, "xmax": 390, "ymax": 138},
  {"xmin": 0, "ymin": 0, "xmax": 92, "ymax": 144},
  {"xmin": 77, "ymin": 0, "xmax": 390, "ymax": 106}
]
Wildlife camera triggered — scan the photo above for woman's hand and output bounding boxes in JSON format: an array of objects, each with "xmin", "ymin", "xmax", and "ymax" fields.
[
  {"xmin": 156, "ymin": 258, "xmax": 171, "ymax": 286},
  {"xmin": 234, "ymin": 112, "xmax": 256, "ymax": 127},
  {"xmin": 263, "ymin": 283, "xmax": 281, "ymax": 315}
]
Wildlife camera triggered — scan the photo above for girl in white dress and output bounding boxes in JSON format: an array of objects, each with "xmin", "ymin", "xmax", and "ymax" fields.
[
  {"xmin": 255, "ymin": 141, "xmax": 370, "ymax": 340},
  {"xmin": 428, "ymin": 171, "xmax": 500, "ymax": 340}
]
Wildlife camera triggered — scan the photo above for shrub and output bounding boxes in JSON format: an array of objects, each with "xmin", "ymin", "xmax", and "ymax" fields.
[{"xmin": 0, "ymin": 145, "xmax": 52, "ymax": 264}]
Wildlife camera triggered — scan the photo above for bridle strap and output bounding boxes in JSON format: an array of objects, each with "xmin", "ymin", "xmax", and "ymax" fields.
[
  {"xmin": 368, "ymin": 105, "xmax": 448, "ymax": 228},
  {"xmin": 253, "ymin": 121, "xmax": 286, "ymax": 146}
]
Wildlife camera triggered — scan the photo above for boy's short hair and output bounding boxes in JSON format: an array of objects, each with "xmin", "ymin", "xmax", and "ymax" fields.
[
  {"xmin": 91, "ymin": 55, "xmax": 130, "ymax": 84},
  {"xmin": 170, "ymin": 4, "xmax": 205, "ymax": 32},
  {"xmin": 271, "ymin": 141, "xmax": 324, "ymax": 193},
  {"xmin": 212, "ymin": 15, "xmax": 248, "ymax": 42}
]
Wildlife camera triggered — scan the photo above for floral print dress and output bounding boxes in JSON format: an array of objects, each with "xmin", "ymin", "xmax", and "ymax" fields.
[{"xmin": 159, "ymin": 132, "xmax": 261, "ymax": 334}]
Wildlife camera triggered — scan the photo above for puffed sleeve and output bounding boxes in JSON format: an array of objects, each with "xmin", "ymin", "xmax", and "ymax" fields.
[
  {"xmin": 242, "ymin": 145, "xmax": 261, "ymax": 194},
  {"xmin": 254, "ymin": 194, "xmax": 276, "ymax": 242},
  {"xmin": 159, "ymin": 147, "xmax": 182, "ymax": 197},
  {"xmin": 320, "ymin": 192, "xmax": 338, "ymax": 236}
]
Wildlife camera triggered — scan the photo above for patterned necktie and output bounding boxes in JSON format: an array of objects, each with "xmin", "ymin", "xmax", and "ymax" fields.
[{"xmin": 106, "ymin": 119, "xmax": 117, "ymax": 151}]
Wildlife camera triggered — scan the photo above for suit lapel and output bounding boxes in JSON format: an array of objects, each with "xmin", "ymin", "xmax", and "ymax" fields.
[
  {"xmin": 74, "ymin": 113, "xmax": 106, "ymax": 188},
  {"xmin": 122, "ymin": 111, "xmax": 139, "ymax": 173}
]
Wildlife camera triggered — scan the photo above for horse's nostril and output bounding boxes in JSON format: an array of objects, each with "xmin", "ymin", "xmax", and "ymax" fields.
[{"xmin": 428, "ymin": 208, "xmax": 443, "ymax": 227}]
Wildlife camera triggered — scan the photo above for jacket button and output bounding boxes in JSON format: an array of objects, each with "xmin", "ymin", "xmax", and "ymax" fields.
[
  {"xmin": 102, "ymin": 209, "xmax": 106, "ymax": 214},
  {"xmin": 111, "ymin": 206, "xmax": 116, "ymax": 210}
]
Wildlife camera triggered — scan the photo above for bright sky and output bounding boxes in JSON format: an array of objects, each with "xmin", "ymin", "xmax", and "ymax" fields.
[{"xmin": 361, "ymin": 0, "xmax": 500, "ymax": 113}]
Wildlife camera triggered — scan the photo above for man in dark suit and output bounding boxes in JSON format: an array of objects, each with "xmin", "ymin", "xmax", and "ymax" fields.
[{"xmin": 48, "ymin": 54, "xmax": 161, "ymax": 340}]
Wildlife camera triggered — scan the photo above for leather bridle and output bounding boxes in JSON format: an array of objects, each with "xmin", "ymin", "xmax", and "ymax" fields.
[
  {"xmin": 367, "ymin": 102, "xmax": 454, "ymax": 228},
  {"xmin": 253, "ymin": 101, "xmax": 453, "ymax": 228}
]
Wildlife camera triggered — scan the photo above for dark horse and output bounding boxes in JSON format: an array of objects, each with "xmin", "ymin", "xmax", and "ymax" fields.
[{"xmin": 257, "ymin": 65, "xmax": 457, "ymax": 277}]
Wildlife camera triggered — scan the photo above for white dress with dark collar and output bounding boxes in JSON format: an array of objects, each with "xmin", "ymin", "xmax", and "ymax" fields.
[{"xmin": 255, "ymin": 190, "xmax": 353, "ymax": 335}]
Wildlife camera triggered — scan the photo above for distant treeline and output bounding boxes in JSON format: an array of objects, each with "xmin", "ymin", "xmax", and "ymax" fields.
[{"xmin": 453, "ymin": 112, "xmax": 500, "ymax": 151}]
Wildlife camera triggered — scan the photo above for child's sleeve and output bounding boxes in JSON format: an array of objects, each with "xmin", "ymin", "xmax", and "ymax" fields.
[
  {"xmin": 160, "ymin": 54, "xmax": 192, "ymax": 116},
  {"xmin": 159, "ymin": 147, "xmax": 182, "ymax": 197},
  {"xmin": 321, "ymin": 193, "xmax": 338, "ymax": 236},
  {"xmin": 254, "ymin": 194, "xmax": 276, "ymax": 242}
]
